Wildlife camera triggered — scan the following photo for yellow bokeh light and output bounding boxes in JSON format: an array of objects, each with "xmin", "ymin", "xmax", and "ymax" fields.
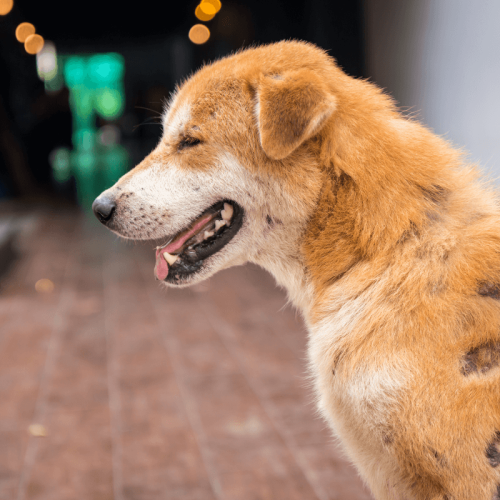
[
  {"xmin": 15, "ymin": 22, "xmax": 35, "ymax": 43},
  {"xmin": 202, "ymin": 0, "xmax": 221, "ymax": 13},
  {"xmin": 0, "ymin": 0, "xmax": 13, "ymax": 16},
  {"xmin": 35, "ymin": 278, "xmax": 54, "ymax": 293},
  {"xmin": 189, "ymin": 24, "xmax": 210, "ymax": 45},
  {"xmin": 25, "ymin": 34, "xmax": 44, "ymax": 55},
  {"xmin": 195, "ymin": 4, "xmax": 215, "ymax": 22}
]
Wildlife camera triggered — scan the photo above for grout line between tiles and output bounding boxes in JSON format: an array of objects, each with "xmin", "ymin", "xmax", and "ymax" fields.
[
  {"xmin": 16, "ymin": 221, "xmax": 79, "ymax": 500},
  {"xmin": 102, "ymin": 252, "xmax": 125, "ymax": 500}
]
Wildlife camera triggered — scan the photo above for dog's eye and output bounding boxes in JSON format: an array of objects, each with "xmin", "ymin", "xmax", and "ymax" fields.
[{"xmin": 178, "ymin": 136, "xmax": 201, "ymax": 151}]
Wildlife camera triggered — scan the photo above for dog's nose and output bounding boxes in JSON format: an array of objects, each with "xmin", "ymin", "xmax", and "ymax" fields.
[{"xmin": 92, "ymin": 196, "xmax": 116, "ymax": 224}]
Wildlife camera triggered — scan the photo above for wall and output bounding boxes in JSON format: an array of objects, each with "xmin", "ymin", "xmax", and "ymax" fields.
[{"xmin": 364, "ymin": 0, "xmax": 500, "ymax": 177}]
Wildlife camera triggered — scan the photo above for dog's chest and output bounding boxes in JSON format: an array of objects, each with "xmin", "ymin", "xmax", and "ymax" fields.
[{"xmin": 307, "ymin": 296, "xmax": 409, "ymax": 447}]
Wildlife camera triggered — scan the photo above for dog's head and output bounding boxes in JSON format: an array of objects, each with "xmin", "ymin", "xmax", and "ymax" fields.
[{"xmin": 93, "ymin": 41, "xmax": 337, "ymax": 287}]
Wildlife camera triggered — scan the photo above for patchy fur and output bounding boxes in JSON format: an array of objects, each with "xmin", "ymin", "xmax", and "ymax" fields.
[{"xmin": 95, "ymin": 41, "xmax": 500, "ymax": 500}]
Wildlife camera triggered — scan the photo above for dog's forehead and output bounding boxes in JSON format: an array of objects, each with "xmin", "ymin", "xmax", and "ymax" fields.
[
  {"xmin": 163, "ymin": 96, "xmax": 192, "ymax": 137},
  {"xmin": 163, "ymin": 71, "xmax": 247, "ymax": 138}
]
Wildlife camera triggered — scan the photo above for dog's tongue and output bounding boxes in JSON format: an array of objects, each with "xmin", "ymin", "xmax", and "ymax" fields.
[
  {"xmin": 155, "ymin": 249, "xmax": 169, "ymax": 280},
  {"xmin": 154, "ymin": 214, "xmax": 213, "ymax": 281}
]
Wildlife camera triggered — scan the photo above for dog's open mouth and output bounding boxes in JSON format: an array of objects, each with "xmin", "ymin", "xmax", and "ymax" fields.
[{"xmin": 154, "ymin": 200, "xmax": 244, "ymax": 283}]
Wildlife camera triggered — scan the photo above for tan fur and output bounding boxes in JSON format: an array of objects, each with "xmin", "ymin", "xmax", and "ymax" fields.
[{"xmin": 97, "ymin": 41, "xmax": 500, "ymax": 500}]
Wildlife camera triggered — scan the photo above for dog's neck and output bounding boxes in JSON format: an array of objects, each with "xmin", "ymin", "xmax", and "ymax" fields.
[
  {"xmin": 248, "ymin": 216, "xmax": 315, "ymax": 313},
  {"xmin": 251, "ymin": 103, "xmax": 471, "ymax": 323}
]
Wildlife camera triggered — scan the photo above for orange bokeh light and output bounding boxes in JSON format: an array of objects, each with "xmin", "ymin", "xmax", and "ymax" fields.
[
  {"xmin": 195, "ymin": 4, "xmax": 215, "ymax": 22},
  {"xmin": 200, "ymin": 2, "xmax": 216, "ymax": 15},
  {"xmin": 25, "ymin": 34, "xmax": 44, "ymax": 55},
  {"xmin": 202, "ymin": 0, "xmax": 221, "ymax": 13},
  {"xmin": 15, "ymin": 22, "xmax": 35, "ymax": 43},
  {"xmin": 189, "ymin": 24, "xmax": 210, "ymax": 45},
  {"xmin": 0, "ymin": 0, "xmax": 13, "ymax": 16},
  {"xmin": 35, "ymin": 278, "xmax": 54, "ymax": 293}
]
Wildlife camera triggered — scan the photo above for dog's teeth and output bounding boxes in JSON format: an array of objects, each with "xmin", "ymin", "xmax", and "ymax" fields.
[
  {"xmin": 204, "ymin": 230, "xmax": 215, "ymax": 240},
  {"xmin": 163, "ymin": 252, "xmax": 179, "ymax": 265},
  {"xmin": 221, "ymin": 203, "xmax": 233, "ymax": 222},
  {"xmin": 215, "ymin": 219, "xmax": 226, "ymax": 231}
]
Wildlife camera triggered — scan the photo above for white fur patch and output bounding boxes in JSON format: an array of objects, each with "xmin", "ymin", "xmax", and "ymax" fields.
[{"xmin": 163, "ymin": 100, "xmax": 191, "ymax": 138}]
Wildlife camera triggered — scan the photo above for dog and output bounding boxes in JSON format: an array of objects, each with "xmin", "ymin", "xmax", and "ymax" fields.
[{"xmin": 93, "ymin": 41, "xmax": 500, "ymax": 500}]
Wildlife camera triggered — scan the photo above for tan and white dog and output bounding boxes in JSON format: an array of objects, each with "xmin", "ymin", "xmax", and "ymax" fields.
[{"xmin": 93, "ymin": 41, "xmax": 500, "ymax": 500}]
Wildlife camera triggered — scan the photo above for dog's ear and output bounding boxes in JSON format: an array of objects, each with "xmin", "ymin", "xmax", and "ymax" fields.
[{"xmin": 255, "ymin": 69, "xmax": 336, "ymax": 160}]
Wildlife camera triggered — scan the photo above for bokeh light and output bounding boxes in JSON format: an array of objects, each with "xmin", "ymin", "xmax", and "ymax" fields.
[
  {"xmin": 95, "ymin": 88, "xmax": 123, "ymax": 119},
  {"xmin": 25, "ymin": 34, "xmax": 44, "ymax": 55},
  {"xmin": 35, "ymin": 278, "xmax": 54, "ymax": 293},
  {"xmin": 202, "ymin": 0, "xmax": 221, "ymax": 13},
  {"xmin": 15, "ymin": 22, "xmax": 35, "ymax": 43},
  {"xmin": 195, "ymin": 4, "xmax": 215, "ymax": 22},
  {"xmin": 36, "ymin": 41, "xmax": 57, "ymax": 81},
  {"xmin": 189, "ymin": 24, "xmax": 210, "ymax": 45},
  {"xmin": 200, "ymin": 2, "xmax": 216, "ymax": 15},
  {"xmin": 0, "ymin": 0, "xmax": 13, "ymax": 16},
  {"xmin": 28, "ymin": 424, "xmax": 47, "ymax": 437},
  {"xmin": 49, "ymin": 147, "xmax": 71, "ymax": 182},
  {"xmin": 99, "ymin": 124, "xmax": 120, "ymax": 146}
]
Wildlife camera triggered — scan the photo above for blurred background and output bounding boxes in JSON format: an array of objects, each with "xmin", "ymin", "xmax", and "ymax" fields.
[{"xmin": 0, "ymin": 1, "xmax": 498, "ymax": 499}]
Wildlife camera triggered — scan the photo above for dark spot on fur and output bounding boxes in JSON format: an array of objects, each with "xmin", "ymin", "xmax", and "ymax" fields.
[
  {"xmin": 331, "ymin": 368, "xmax": 335, "ymax": 376},
  {"xmin": 461, "ymin": 343, "xmax": 500, "ymax": 376},
  {"xmin": 432, "ymin": 449, "xmax": 447, "ymax": 467},
  {"xmin": 266, "ymin": 215, "xmax": 273, "ymax": 226},
  {"xmin": 486, "ymin": 432, "xmax": 500, "ymax": 467},
  {"xmin": 426, "ymin": 211, "xmax": 441, "ymax": 222},
  {"xmin": 421, "ymin": 184, "xmax": 448, "ymax": 205},
  {"xmin": 493, "ymin": 483, "xmax": 500, "ymax": 500},
  {"xmin": 116, "ymin": 186, "xmax": 122, "ymax": 191},
  {"xmin": 429, "ymin": 277, "xmax": 446, "ymax": 295},
  {"xmin": 399, "ymin": 221, "xmax": 420, "ymax": 244},
  {"xmin": 336, "ymin": 172, "xmax": 352, "ymax": 189},
  {"xmin": 194, "ymin": 187, "xmax": 200, "ymax": 191},
  {"xmin": 275, "ymin": 219, "xmax": 283, "ymax": 225},
  {"xmin": 478, "ymin": 282, "xmax": 500, "ymax": 299},
  {"xmin": 139, "ymin": 207, "xmax": 144, "ymax": 211},
  {"xmin": 383, "ymin": 433, "xmax": 393, "ymax": 445}
]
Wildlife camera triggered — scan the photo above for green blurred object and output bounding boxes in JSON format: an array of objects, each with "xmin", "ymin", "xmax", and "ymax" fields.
[
  {"xmin": 49, "ymin": 53, "xmax": 128, "ymax": 211},
  {"xmin": 51, "ymin": 148, "xmax": 71, "ymax": 183},
  {"xmin": 95, "ymin": 88, "xmax": 123, "ymax": 119}
]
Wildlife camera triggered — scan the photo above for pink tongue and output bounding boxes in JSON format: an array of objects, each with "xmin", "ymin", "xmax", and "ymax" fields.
[
  {"xmin": 153, "ymin": 214, "xmax": 213, "ymax": 281},
  {"xmin": 155, "ymin": 253, "xmax": 169, "ymax": 280},
  {"xmin": 163, "ymin": 215, "xmax": 212, "ymax": 253}
]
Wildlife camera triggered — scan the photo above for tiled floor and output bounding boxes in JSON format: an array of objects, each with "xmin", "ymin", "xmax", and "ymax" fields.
[{"xmin": 0, "ymin": 210, "xmax": 372, "ymax": 500}]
